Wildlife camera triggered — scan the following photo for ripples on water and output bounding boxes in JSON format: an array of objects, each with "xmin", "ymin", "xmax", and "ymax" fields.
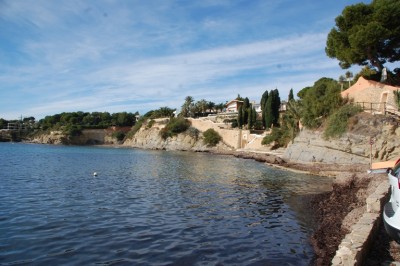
[{"xmin": 0, "ymin": 143, "xmax": 332, "ymax": 265}]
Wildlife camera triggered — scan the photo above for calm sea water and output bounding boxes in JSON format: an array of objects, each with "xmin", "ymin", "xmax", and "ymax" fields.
[{"xmin": 0, "ymin": 143, "xmax": 332, "ymax": 265}]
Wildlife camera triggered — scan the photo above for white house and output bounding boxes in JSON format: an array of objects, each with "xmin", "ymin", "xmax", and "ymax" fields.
[{"xmin": 225, "ymin": 100, "xmax": 244, "ymax": 113}]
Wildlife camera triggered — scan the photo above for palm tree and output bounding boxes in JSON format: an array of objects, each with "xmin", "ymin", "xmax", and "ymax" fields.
[
  {"xmin": 181, "ymin": 96, "xmax": 194, "ymax": 117},
  {"xmin": 283, "ymin": 100, "xmax": 302, "ymax": 142},
  {"xmin": 339, "ymin": 75, "xmax": 345, "ymax": 91},
  {"xmin": 345, "ymin": 71, "xmax": 353, "ymax": 88}
]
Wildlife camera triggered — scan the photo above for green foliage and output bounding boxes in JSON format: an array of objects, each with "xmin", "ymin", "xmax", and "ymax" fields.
[
  {"xmin": 146, "ymin": 119, "xmax": 155, "ymax": 129},
  {"xmin": 150, "ymin": 107, "xmax": 175, "ymax": 119},
  {"xmin": 300, "ymin": 78, "xmax": 344, "ymax": 129},
  {"xmin": 38, "ymin": 111, "xmax": 137, "ymax": 131},
  {"xmin": 181, "ymin": 96, "xmax": 194, "ymax": 117},
  {"xmin": 353, "ymin": 66, "xmax": 381, "ymax": 82},
  {"xmin": 288, "ymin": 89, "xmax": 294, "ymax": 101},
  {"xmin": 323, "ymin": 104, "xmax": 362, "ymax": 139},
  {"xmin": 264, "ymin": 89, "xmax": 281, "ymax": 129},
  {"xmin": 326, "ymin": 0, "xmax": 400, "ymax": 73},
  {"xmin": 281, "ymin": 100, "xmax": 302, "ymax": 143},
  {"xmin": 237, "ymin": 106, "xmax": 244, "ymax": 128},
  {"xmin": 203, "ymin": 128, "xmax": 222, "ymax": 147},
  {"xmin": 261, "ymin": 127, "xmax": 288, "ymax": 149},
  {"xmin": 126, "ymin": 119, "xmax": 144, "ymax": 138},
  {"xmin": 394, "ymin": 90, "xmax": 400, "ymax": 110},
  {"xmin": 260, "ymin": 90, "xmax": 268, "ymax": 128},
  {"xmin": 160, "ymin": 117, "xmax": 191, "ymax": 140},
  {"xmin": 187, "ymin": 127, "xmax": 200, "ymax": 140},
  {"xmin": 112, "ymin": 131, "xmax": 126, "ymax": 141},
  {"xmin": 64, "ymin": 125, "xmax": 82, "ymax": 137}
]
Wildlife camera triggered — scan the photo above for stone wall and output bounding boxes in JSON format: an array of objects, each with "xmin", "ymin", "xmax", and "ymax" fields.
[{"xmin": 332, "ymin": 180, "xmax": 389, "ymax": 265}]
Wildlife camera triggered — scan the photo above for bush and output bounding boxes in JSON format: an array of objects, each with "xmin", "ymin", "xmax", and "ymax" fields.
[
  {"xmin": 203, "ymin": 128, "xmax": 222, "ymax": 147},
  {"xmin": 146, "ymin": 119, "xmax": 155, "ymax": 129},
  {"xmin": 160, "ymin": 117, "xmax": 191, "ymax": 140},
  {"xmin": 187, "ymin": 126, "xmax": 200, "ymax": 140},
  {"xmin": 112, "ymin": 131, "xmax": 126, "ymax": 141},
  {"xmin": 323, "ymin": 104, "xmax": 362, "ymax": 139},
  {"xmin": 261, "ymin": 127, "xmax": 289, "ymax": 149}
]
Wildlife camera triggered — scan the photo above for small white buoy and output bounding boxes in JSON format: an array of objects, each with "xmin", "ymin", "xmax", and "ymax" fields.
[{"xmin": 93, "ymin": 172, "xmax": 98, "ymax": 176}]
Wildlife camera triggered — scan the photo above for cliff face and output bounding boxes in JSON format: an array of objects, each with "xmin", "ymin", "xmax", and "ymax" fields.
[
  {"xmin": 123, "ymin": 126, "xmax": 232, "ymax": 151},
  {"xmin": 30, "ymin": 129, "xmax": 119, "ymax": 145},
  {"xmin": 284, "ymin": 113, "xmax": 400, "ymax": 164}
]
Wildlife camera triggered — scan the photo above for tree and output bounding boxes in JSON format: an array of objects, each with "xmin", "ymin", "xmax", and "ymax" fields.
[
  {"xmin": 299, "ymin": 77, "xmax": 343, "ymax": 129},
  {"xmin": 288, "ymin": 88, "xmax": 294, "ymax": 101},
  {"xmin": 248, "ymin": 107, "xmax": 257, "ymax": 129},
  {"xmin": 215, "ymin": 103, "xmax": 225, "ymax": 113},
  {"xmin": 260, "ymin": 90, "xmax": 269, "ymax": 128},
  {"xmin": 338, "ymin": 75, "xmax": 345, "ymax": 91},
  {"xmin": 243, "ymin": 97, "xmax": 250, "ymax": 125},
  {"xmin": 207, "ymin": 101, "xmax": 215, "ymax": 113},
  {"xmin": 237, "ymin": 106, "xmax": 244, "ymax": 128},
  {"xmin": 345, "ymin": 71, "xmax": 353, "ymax": 87},
  {"xmin": 264, "ymin": 89, "xmax": 281, "ymax": 129},
  {"xmin": 181, "ymin": 96, "xmax": 194, "ymax": 117},
  {"xmin": 326, "ymin": 0, "xmax": 400, "ymax": 72}
]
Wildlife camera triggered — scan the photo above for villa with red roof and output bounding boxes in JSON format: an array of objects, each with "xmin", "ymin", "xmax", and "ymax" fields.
[{"xmin": 341, "ymin": 76, "xmax": 400, "ymax": 114}]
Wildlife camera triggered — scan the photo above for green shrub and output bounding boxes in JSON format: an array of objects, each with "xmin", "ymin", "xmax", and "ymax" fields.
[
  {"xmin": 146, "ymin": 119, "xmax": 155, "ymax": 129},
  {"xmin": 261, "ymin": 127, "xmax": 289, "ymax": 149},
  {"xmin": 203, "ymin": 128, "xmax": 222, "ymax": 147},
  {"xmin": 187, "ymin": 126, "xmax": 200, "ymax": 140},
  {"xmin": 112, "ymin": 131, "xmax": 126, "ymax": 141},
  {"xmin": 323, "ymin": 104, "xmax": 362, "ymax": 139},
  {"xmin": 64, "ymin": 125, "xmax": 82, "ymax": 137},
  {"xmin": 160, "ymin": 117, "xmax": 191, "ymax": 140}
]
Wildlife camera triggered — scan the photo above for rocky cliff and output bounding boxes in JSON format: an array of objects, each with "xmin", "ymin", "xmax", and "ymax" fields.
[
  {"xmin": 284, "ymin": 113, "xmax": 400, "ymax": 165},
  {"xmin": 30, "ymin": 129, "xmax": 119, "ymax": 145},
  {"xmin": 123, "ymin": 124, "xmax": 232, "ymax": 151}
]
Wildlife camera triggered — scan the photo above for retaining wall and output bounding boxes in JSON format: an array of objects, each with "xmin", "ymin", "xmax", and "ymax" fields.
[{"xmin": 332, "ymin": 180, "xmax": 389, "ymax": 265}]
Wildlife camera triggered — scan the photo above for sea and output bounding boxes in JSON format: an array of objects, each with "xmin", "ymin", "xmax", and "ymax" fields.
[{"xmin": 0, "ymin": 142, "xmax": 332, "ymax": 265}]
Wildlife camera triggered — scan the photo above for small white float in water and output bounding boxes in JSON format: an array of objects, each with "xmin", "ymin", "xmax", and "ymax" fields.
[{"xmin": 93, "ymin": 172, "xmax": 98, "ymax": 176}]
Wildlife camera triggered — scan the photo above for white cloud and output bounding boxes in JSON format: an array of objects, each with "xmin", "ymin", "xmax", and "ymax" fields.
[{"xmin": 0, "ymin": 0, "xmax": 364, "ymax": 120}]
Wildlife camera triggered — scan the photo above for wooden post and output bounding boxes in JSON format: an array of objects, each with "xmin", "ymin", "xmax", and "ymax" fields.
[{"xmin": 369, "ymin": 137, "xmax": 374, "ymax": 168}]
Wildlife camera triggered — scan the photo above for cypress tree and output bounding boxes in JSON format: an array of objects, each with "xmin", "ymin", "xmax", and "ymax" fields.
[
  {"xmin": 243, "ymin": 97, "xmax": 250, "ymax": 125},
  {"xmin": 272, "ymin": 89, "xmax": 281, "ymax": 126},
  {"xmin": 265, "ymin": 94, "xmax": 273, "ymax": 129},
  {"xmin": 260, "ymin": 90, "xmax": 268, "ymax": 128},
  {"xmin": 288, "ymin": 88, "xmax": 294, "ymax": 101},
  {"xmin": 237, "ymin": 106, "xmax": 243, "ymax": 128}
]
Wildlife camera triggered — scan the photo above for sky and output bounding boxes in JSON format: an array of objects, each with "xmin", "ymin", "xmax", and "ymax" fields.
[{"xmin": 0, "ymin": 0, "xmax": 374, "ymax": 120}]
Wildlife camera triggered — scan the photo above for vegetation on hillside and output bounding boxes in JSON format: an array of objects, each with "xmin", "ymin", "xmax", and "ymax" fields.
[
  {"xmin": 160, "ymin": 117, "xmax": 191, "ymax": 140},
  {"xmin": 203, "ymin": 128, "xmax": 222, "ymax": 147}
]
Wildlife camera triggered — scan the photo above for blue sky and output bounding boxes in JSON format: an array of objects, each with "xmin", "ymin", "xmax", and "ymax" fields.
[{"xmin": 0, "ymin": 0, "xmax": 373, "ymax": 120}]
